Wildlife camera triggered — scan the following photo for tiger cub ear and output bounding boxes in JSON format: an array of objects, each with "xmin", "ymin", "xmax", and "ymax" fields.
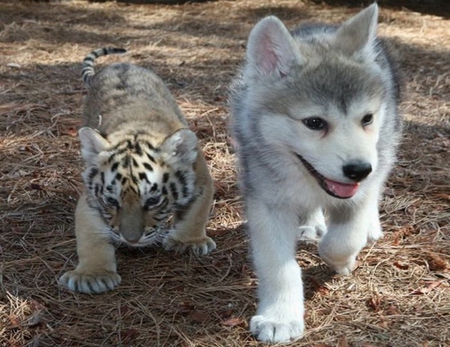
[
  {"xmin": 78, "ymin": 127, "xmax": 110, "ymax": 165},
  {"xmin": 161, "ymin": 129, "xmax": 198, "ymax": 166}
]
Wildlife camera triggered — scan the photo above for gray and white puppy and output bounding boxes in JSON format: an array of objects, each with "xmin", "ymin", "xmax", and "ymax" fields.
[{"xmin": 230, "ymin": 4, "xmax": 401, "ymax": 343}]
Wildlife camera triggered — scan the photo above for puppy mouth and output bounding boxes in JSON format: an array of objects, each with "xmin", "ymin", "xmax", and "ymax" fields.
[{"xmin": 295, "ymin": 154, "xmax": 359, "ymax": 199}]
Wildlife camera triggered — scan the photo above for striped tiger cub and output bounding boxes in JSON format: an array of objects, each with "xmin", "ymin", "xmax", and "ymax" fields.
[{"xmin": 59, "ymin": 48, "xmax": 216, "ymax": 294}]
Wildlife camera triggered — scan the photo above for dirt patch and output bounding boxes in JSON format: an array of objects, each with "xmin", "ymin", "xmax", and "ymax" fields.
[{"xmin": 0, "ymin": 0, "xmax": 449, "ymax": 346}]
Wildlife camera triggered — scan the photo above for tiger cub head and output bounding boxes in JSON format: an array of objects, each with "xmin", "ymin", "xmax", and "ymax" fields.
[{"xmin": 78, "ymin": 127, "xmax": 199, "ymax": 247}]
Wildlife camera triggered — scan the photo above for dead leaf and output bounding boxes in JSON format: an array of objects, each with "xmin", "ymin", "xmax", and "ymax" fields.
[
  {"xmin": 217, "ymin": 309, "xmax": 233, "ymax": 319},
  {"xmin": 336, "ymin": 335, "xmax": 349, "ymax": 347},
  {"xmin": 312, "ymin": 278, "xmax": 330, "ymax": 295},
  {"xmin": 30, "ymin": 300, "xmax": 45, "ymax": 311},
  {"xmin": 60, "ymin": 127, "xmax": 78, "ymax": 137},
  {"xmin": 220, "ymin": 317, "xmax": 245, "ymax": 327},
  {"xmin": 121, "ymin": 328, "xmax": 139, "ymax": 340},
  {"xmin": 366, "ymin": 296, "xmax": 381, "ymax": 312},
  {"xmin": 119, "ymin": 304, "xmax": 132, "ymax": 316},
  {"xmin": 30, "ymin": 183, "xmax": 42, "ymax": 190},
  {"xmin": 378, "ymin": 317, "xmax": 390, "ymax": 329},
  {"xmin": 8, "ymin": 315, "xmax": 20, "ymax": 327},
  {"xmin": 433, "ymin": 193, "xmax": 450, "ymax": 201},
  {"xmin": 386, "ymin": 304, "xmax": 400, "ymax": 315},
  {"xmin": 426, "ymin": 254, "xmax": 448, "ymax": 271},
  {"xmin": 411, "ymin": 281, "xmax": 444, "ymax": 295},
  {"xmin": 190, "ymin": 310, "xmax": 209, "ymax": 323},
  {"xmin": 392, "ymin": 226, "xmax": 414, "ymax": 246},
  {"xmin": 392, "ymin": 233, "xmax": 400, "ymax": 246},
  {"xmin": 393, "ymin": 260, "xmax": 409, "ymax": 270}
]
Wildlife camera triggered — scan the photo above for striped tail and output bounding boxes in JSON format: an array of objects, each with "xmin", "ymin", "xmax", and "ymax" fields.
[{"xmin": 81, "ymin": 47, "xmax": 127, "ymax": 86}]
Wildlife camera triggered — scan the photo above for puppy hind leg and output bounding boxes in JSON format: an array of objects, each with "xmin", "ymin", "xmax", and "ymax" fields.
[{"xmin": 299, "ymin": 207, "xmax": 327, "ymax": 242}]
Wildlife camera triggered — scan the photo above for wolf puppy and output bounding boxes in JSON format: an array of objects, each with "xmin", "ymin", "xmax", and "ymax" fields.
[
  {"xmin": 231, "ymin": 4, "xmax": 401, "ymax": 343},
  {"xmin": 59, "ymin": 48, "xmax": 216, "ymax": 294}
]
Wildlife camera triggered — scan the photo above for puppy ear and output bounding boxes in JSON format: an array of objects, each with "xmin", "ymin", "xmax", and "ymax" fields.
[
  {"xmin": 161, "ymin": 129, "xmax": 198, "ymax": 166},
  {"xmin": 333, "ymin": 3, "xmax": 379, "ymax": 60},
  {"xmin": 246, "ymin": 16, "xmax": 301, "ymax": 78},
  {"xmin": 78, "ymin": 127, "xmax": 110, "ymax": 164}
]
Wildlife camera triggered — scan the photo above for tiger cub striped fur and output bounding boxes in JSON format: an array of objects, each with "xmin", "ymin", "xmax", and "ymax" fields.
[{"xmin": 59, "ymin": 47, "xmax": 216, "ymax": 294}]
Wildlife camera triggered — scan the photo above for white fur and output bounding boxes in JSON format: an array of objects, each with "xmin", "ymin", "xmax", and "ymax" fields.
[
  {"xmin": 247, "ymin": 199, "xmax": 305, "ymax": 343},
  {"xmin": 246, "ymin": 16, "xmax": 302, "ymax": 79},
  {"xmin": 78, "ymin": 127, "xmax": 110, "ymax": 165},
  {"xmin": 231, "ymin": 3, "xmax": 402, "ymax": 343},
  {"xmin": 161, "ymin": 129, "xmax": 198, "ymax": 166}
]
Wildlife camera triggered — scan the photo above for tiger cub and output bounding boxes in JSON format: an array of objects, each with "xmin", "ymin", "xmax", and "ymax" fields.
[{"xmin": 59, "ymin": 48, "xmax": 216, "ymax": 294}]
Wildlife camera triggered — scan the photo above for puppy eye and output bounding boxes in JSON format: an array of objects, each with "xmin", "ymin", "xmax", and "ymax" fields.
[
  {"xmin": 302, "ymin": 117, "xmax": 327, "ymax": 131},
  {"xmin": 362, "ymin": 114, "xmax": 374, "ymax": 126},
  {"xmin": 105, "ymin": 196, "xmax": 119, "ymax": 207},
  {"xmin": 145, "ymin": 196, "xmax": 162, "ymax": 209}
]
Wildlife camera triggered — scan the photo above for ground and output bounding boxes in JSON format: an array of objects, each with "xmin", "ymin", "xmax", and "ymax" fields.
[{"xmin": 0, "ymin": 0, "xmax": 449, "ymax": 346}]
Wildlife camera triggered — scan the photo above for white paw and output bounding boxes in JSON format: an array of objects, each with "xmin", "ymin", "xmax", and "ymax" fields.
[
  {"xmin": 59, "ymin": 270, "xmax": 121, "ymax": 294},
  {"xmin": 367, "ymin": 224, "xmax": 383, "ymax": 244},
  {"xmin": 250, "ymin": 314, "xmax": 304, "ymax": 343},
  {"xmin": 298, "ymin": 224, "xmax": 327, "ymax": 242},
  {"xmin": 319, "ymin": 251, "xmax": 357, "ymax": 275},
  {"xmin": 163, "ymin": 235, "xmax": 216, "ymax": 255}
]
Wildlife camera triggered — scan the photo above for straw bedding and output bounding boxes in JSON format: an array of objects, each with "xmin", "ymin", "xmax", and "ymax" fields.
[{"xmin": 0, "ymin": 0, "xmax": 449, "ymax": 346}]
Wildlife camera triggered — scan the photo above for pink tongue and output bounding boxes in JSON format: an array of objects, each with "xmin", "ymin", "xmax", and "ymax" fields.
[{"xmin": 324, "ymin": 179, "xmax": 360, "ymax": 198}]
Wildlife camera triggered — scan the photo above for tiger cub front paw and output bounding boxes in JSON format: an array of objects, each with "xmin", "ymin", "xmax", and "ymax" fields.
[
  {"xmin": 163, "ymin": 233, "xmax": 216, "ymax": 255},
  {"xmin": 59, "ymin": 269, "xmax": 121, "ymax": 294}
]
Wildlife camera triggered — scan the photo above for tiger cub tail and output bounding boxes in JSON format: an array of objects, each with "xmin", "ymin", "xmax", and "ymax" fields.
[{"xmin": 81, "ymin": 47, "xmax": 127, "ymax": 86}]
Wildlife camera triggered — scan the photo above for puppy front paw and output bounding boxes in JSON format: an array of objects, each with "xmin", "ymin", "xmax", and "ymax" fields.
[
  {"xmin": 59, "ymin": 269, "xmax": 121, "ymax": 294},
  {"xmin": 367, "ymin": 224, "xmax": 383, "ymax": 245},
  {"xmin": 319, "ymin": 251, "xmax": 357, "ymax": 275},
  {"xmin": 250, "ymin": 314, "xmax": 304, "ymax": 343}
]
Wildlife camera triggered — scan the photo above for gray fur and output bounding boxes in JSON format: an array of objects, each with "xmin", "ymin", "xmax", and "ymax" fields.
[
  {"xmin": 82, "ymin": 51, "xmax": 187, "ymax": 138},
  {"xmin": 58, "ymin": 49, "xmax": 216, "ymax": 295},
  {"xmin": 231, "ymin": 21, "xmax": 401, "ymax": 198},
  {"xmin": 230, "ymin": 4, "xmax": 402, "ymax": 343},
  {"xmin": 81, "ymin": 47, "xmax": 126, "ymax": 86}
]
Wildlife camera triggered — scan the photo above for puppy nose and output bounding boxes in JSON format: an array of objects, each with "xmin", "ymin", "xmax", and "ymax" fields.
[{"xmin": 343, "ymin": 161, "xmax": 372, "ymax": 182}]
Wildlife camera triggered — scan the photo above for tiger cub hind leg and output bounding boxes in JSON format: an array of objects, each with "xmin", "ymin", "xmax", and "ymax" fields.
[
  {"xmin": 59, "ymin": 193, "xmax": 121, "ymax": 294},
  {"xmin": 163, "ymin": 152, "xmax": 216, "ymax": 255}
]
